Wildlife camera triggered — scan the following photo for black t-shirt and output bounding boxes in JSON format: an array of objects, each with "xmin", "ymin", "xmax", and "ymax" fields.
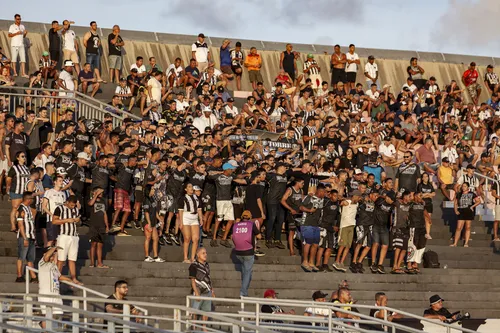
[
  {"xmin": 409, "ymin": 201, "xmax": 425, "ymax": 228},
  {"xmin": 417, "ymin": 182, "xmax": 434, "ymax": 207},
  {"xmin": 357, "ymin": 198, "xmax": 375, "ymax": 226},
  {"xmin": 5, "ymin": 132, "xmax": 27, "ymax": 161},
  {"xmin": 423, "ymin": 307, "xmax": 452, "ymax": 318},
  {"xmin": 116, "ymin": 153, "xmax": 129, "ymax": 167},
  {"xmin": 321, "ymin": 198, "xmax": 340, "ymax": 230},
  {"xmin": 396, "ymin": 163, "xmax": 420, "ymax": 192},
  {"xmin": 246, "ymin": 183, "xmax": 265, "ymax": 218},
  {"xmin": 209, "ymin": 173, "xmax": 233, "ymax": 201},
  {"xmin": 91, "ymin": 166, "xmax": 110, "ymax": 191},
  {"xmin": 75, "ymin": 129, "xmax": 90, "ymax": 152},
  {"xmin": 48, "ymin": 28, "xmax": 60, "ymax": 51},
  {"xmin": 301, "ymin": 195, "xmax": 323, "ymax": 227},
  {"xmin": 108, "ymin": 34, "xmax": 123, "ymax": 56},
  {"xmin": 66, "ymin": 164, "xmax": 85, "ymax": 194},
  {"xmin": 167, "ymin": 168, "xmax": 187, "ymax": 196},
  {"xmin": 39, "ymin": 121, "xmax": 53, "ymax": 144},
  {"xmin": 115, "ymin": 164, "xmax": 135, "ymax": 191},
  {"xmin": 374, "ymin": 190, "xmax": 395, "ymax": 228},
  {"xmin": 89, "ymin": 196, "xmax": 107, "ymax": 231},
  {"xmin": 266, "ymin": 173, "xmax": 288, "ymax": 204},
  {"xmin": 55, "ymin": 120, "xmax": 68, "ymax": 135},
  {"xmin": 55, "ymin": 152, "xmax": 73, "ymax": 170},
  {"xmin": 394, "ymin": 201, "xmax": 411, "ymax": 229},
  {"xmin": 189, "ymin": 172, "xmax": 206, "ymax": 191}
]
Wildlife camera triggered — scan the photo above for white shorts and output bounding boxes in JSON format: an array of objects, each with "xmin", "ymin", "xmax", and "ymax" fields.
[
  {"xmin": 182, "ymin": 214, "xmax": 200, "ymax": 226},
  {"xmin": 39, "ymin": 297, "xmax": 63, "ymax": 315},
  {"xmin": 309, "ymin": 74, "xmax": 323, "ymax": 89},
  {"xmin": 0, "ymin": 158, "xmax": 8, "ymax": 173},
  {"xmin": 216, "ymin": 200, "xmax": 235, "ymax": 221},
  {"xmin": 11, "ymin": 45, "xmax": 26, "ymax": 63},
  {"xmin": 57, "ymin": 235, "xmax": 79, "ymax": 261}
]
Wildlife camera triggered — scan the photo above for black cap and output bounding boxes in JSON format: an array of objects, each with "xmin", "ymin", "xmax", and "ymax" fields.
[
  {"xmin": 227, "ymin": 97, "xmax": 234, "ymax": 102},
  {"xmin": 441, "ymin": 157, "xmax": 449, "ymax": 162},
  {"xmin": 198, "ymin": 33, "xmax": 206, "ymax": 38},
  {"xmin": 368, "ymin": 55, "xmax": 375, "ymax": 60},
  {"xmin": 466, "ymin": 164, "xmax": 475, "ymax": 169},
  {"xmin": 174, "ymin": 120, "xmax": 183, "ymax": 126},
  {"xmin": 429, "ymin": 294, "xmax": 444, "ymax": 305},
  {"xmin": 312, "ymin": 291, "xmax": 328, "ymax": 300},
  {"xmin": 67, "ymin": 121, "xmax": 76, "ymax": 127}
]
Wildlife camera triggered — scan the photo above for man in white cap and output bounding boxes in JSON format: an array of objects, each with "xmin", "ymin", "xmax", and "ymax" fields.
[
  {"xmin": 57, "ymin": 60, "xmax": 77, "ymax": 97},
  {"xmin": 193, "ymin": 107, "xmax": 219, "ymax": 133}
]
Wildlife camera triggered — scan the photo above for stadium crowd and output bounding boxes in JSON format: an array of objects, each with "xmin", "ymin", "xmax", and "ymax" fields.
[{"xmin": 2, "ymin": 14, "xmax": 500, "ymax": 290}]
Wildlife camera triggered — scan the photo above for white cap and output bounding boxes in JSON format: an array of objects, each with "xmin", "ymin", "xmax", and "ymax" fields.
[
  {"xmin": 77, "ymin": 152, "xmax": 90, "ymax": 161},
  {"xmin": 228, "ymin": 159, "xmax": 239, "ymax": 167},
  {"xmin": 56, "ymin": 167, "xmax": 67, "ymax": 175},
  {"xmin": 64, "ymin": 60, "xmax": 74, "ymax": 67},
  {"xmin": 193, "ymin": 185, "xmax": 202, "ymax": 191},
  {"xmin": 354, "ymin": 168, "xmax": 363, "ymax": 175},
  {"xmin": 202, "ymin": 106, "xmax": 212, "ymax": 112}
]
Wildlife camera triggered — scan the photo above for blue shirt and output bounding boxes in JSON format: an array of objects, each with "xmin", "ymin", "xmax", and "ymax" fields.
[
  {"xmin": 220, "ymin": 46, "xmax": 231, "ymax": 67},
  {"xmin": 363, "ymin": 164, "xmax": 384, "ymax": 184},
  {"xmin": 42, "ymin": 174, "xmax": 54, "ymax": 189}
]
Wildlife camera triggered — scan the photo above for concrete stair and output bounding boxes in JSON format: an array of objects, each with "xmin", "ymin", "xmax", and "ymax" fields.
[{"xmin": 0, "ymin": 190, "xmax": 499, "ymax": 319}]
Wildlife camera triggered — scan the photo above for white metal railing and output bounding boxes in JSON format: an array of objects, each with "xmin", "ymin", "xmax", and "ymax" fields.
[
  {"xmin": 25, "ymin": 266, "xmax": 149, "ymax": 329},
  {"xmin": 187, "ymin": 295, "xmax": 478, "ymax": 333},
  {"xmin": 458, "ymin": 168, "xmax": 499, "ymax": 218},
  {"xmin": 0, "ymin": 293, "xmax": 276, "ymax": 333},
  {"xmin": 0, "ymin": 85, "xmax": 140, "ymax": 128}
]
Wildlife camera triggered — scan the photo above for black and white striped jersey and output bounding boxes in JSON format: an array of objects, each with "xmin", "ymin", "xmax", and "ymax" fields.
[
  {"xmin": 304, "ymin": 60, "xmax": 320, "ymax": 75},
  {"xmin": 25, "ymin": 179, "xmax": 44, "ymax": 212},
  {"xmin": 54, "ymin": 205, "xmax": 80, "ymax": 237},
  {"xmin": 302, "ymin": 125, "xmax": 318, "ymax": 151},
  {"xmin": 8, "ymin": 164, "xmax": 30, "ymax": 194},
  {"xmin": 17, "ymin": 204, "xmax": 35, "ymax": 239}
]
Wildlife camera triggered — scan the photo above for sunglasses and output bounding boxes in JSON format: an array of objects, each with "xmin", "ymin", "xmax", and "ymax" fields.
[{"xmin": 404, "ymin": 156, "xmax": 411, "ymax": 158}]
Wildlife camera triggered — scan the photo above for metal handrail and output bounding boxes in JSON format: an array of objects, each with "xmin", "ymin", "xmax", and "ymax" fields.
[
  {"xmin": 459, "ymin": 168, "xmax": 500, "ymax": 208},
  {"xmin": 187, "ymin": 295, "xmax": 478, "ymax": 333},
  {"xmin": 2, "ymin": 85, "xmax": 139, "ymax": 120},
  {"xmin": 0, "ymin": 293, "xmax": 276, "ymax": 333}
]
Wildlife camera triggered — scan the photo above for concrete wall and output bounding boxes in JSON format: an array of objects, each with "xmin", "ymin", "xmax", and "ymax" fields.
[{"xmin": 0, "ymin": 20, "xmax": 497, "ymax": 103}]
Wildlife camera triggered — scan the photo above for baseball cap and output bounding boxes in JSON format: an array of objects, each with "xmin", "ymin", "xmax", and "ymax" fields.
[
  {"xmin": 429, "ymin": 294, "xmax": 444, "ymax": 305},
  {"xmin": 383, "ymin": 84, "xmax": 391, "ymax": 89},
  {"xmin": 441, "ymin": 157, "xmax": 449, "ymax": 163},
  {"xmin": 158, "ymin": 119, "xmax": 167, "ymax": 125},
  {"xmin": 312, "ymin": 291, "xmax": 328, "ymax": 300},
  {"xmin": 174, "ymin": 120, "xmax": 183, "ymax": 126},
  {"xmin": 241, "ymin": 210, "xmax": 252, "ymax": 219},
  {"xmin": 227, "ymin": 97, "xmax": 234, "ymax": 102},
  {"xmin": 193, "ymin": 185, "xmax": 202, "ymax": 191},
  {"xmin": 64, "ymin": 60, "xmax": 74, "ymax": 67},
  {"xmin": 222, "ymin": 162, "xmax": 237, "ymax": 171},
  {"xmin": 42, "ymin": 51, "xmax": 49, "ymax": 56},
  {"xmin": 307, "ymin": 53, "xmax": 314, "ymax": 58},
  {"xmin": 198, "ymin": 33, "xmax": 206, "ymax": 38},
  {"xmin": 77, "ymin": 152, "xmax": 90, "ymax": 161},
  {"xmin": 228, "ymin": 159, "xmax": 239, "ymax": 167},
  {"xmin": 264, "ymin": 289, "xmax": 278, "ymax": 298},
  {"xmin": 354, "ymin": 168, "xmax": 362, "ymax": 175}
]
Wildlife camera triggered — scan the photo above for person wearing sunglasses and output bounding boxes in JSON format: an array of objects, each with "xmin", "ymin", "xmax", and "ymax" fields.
[{"xmin": 6, "ymin": 151, "xmax": 29, "ymax": 232}]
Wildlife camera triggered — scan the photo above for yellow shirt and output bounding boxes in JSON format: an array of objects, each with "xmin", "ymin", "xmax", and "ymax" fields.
[{"xmin": 438, "ymin": 165, "xmax": 453, "ymax": 184}]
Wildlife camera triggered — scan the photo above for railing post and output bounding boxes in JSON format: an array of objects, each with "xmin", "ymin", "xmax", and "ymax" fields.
[
  {"xmin": 123, "ymin": 303, "xmax": 130, "ymax": 333},
  {"xmin": 83, "ymin": 289, "xmax": 88, "ymax": 325},
  {"xmin": 25, "ymin": 266, "xmax": 30, "ymax": 294},
  {"xmin": 173, "ymin": 308, "xmax": 181, "ymax": 332},
  {"xmin": 384, "ymin": 309, "xmax": 388, "ymax": 332},
  {"xmin": 107, "ymin": 320, "xmax": 114, "ymax": 333},
  {"xmin": 328, "ymin": 309, "xmax": 332, "ymax": 333},
  {"xmin": 255, "ymin": 303, "xmax": 260, "ymax": 333},
  {"xmin": 25, "ymin": 294, "xmax": 33, "ymax": 329},
  {"xmin": 46, "ymin": 305, "xmax": 53, "ymax": 330},
  {"xmin": 72, "ymin": 299, "xmax": 80, "ymax": 333}
]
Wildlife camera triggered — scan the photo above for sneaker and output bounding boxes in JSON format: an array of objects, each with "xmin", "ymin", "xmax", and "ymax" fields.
[
  {"xmin": 337, "ymin": 263, "xmax": 347, "ymax": 272},
  {"xmin": 310, "ymin": 265, "xmax": 319, "ymax": 272},
  {"xmin": 332, "ymin": 262, "xmax": 343, "ymax": 272},
  {"xmin": 265, "ymin": 240, "xmax": 275, "ymax": 249},
  {"xmin": 125, "ymin": 222, "xmax": 133, "ymax": 228},
  {"xmin": 117, "ymin": 231, "xmax": 131, "ymax": 237},
  {"xmin": 370, "ymin": 264, "xmax": 378, "ymax": 273},
  {"xmin": 144, "ymin": 256, "xmax": 154, "ymax": 263},
  {"xmin": 377, "ymin": 265, "xmax": 386, "ymax": 274},
  {"xmin": 255, "ymin": 250, "xmax": 265, "ymax": 257},
  {"xmin": 109, "ymin": 225, "xmax": 121, "ymax": 233},
  {"xmin": 153, "ymin": 257, "xmax": 165, "ymax": 263},
  {"xmin": 210, "ymin": 239, "xmax": 218, "ymax": 247},
  {"xmin": 323, "ymin": 264, "xmax": 333, "ymax": 272},
  {"xmin": 220, "ymin": 239, "xmax": 232, "ymax": 248},
  {"xmin": 357, "ymin": 263, "xmax": 365, "ymax": 273},
  {"xmin": 30, "ymin": 277, "xmax": 39, "ymax": 284},
  {"xmin": 15, "ymin": 276, "xmax": 25, "ymax": 283},
  {"xmin": 318, "ymin": 265, "xmax": 325, "ymax": 272},
  {"xmin": 201, "ymin": 231, "xmax": 208, "ymax": 237},
  {"xmin": 158, "ymin": 236, "xmax": 166, "ymax": 246},
  {"xmin": 161, "ymin": 234, "xmax": 172, "ymax": 245},
  {"xmin": 133, "ymin": 220, "xmax": 141, "ymax": 230},
  {"xmin": 172, "ymin": 234, "xmax": 181, "ymax": 246},
  {"xmin": 274, "ymin": 241, "xmax": 286, "ymax": 249},
  {"xmin": 349, "ymin": 262, "xmax": 358, "ymax": 273}
]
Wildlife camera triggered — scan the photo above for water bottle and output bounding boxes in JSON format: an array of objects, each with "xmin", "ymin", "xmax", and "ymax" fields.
[{"xmin": 443, "ymin": 264, "xmax": 448, "ymax": 269}]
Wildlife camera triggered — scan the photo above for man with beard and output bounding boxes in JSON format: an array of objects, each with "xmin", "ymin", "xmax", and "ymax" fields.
[{"xmin": 395, "ymin": 151, "xmax": 420, "ymax": 194}]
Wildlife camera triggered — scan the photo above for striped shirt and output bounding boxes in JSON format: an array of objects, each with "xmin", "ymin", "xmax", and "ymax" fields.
[
  {"xmin": 230, "ymin": 49, "xmax": 243, "ymax": 66},
  {"xmin": 43, "ymin": 189, "xmax": 67, "ymax": 223},
  {"xmin": 457, "ymin": 173, "xmax": 480, "ymax": 192},
  {"xmin": 17, "ymin": 204, "xmax": 35, "ymax": 239},
  {"xmin": 292, "ymin": 127, "xmax": 302, "ymax": 141},
  {"xmin": 302, "ymin": 125, "xmax": 317, "ymax": 150},
  {"xmin": 8, "ymin": 164, "xmax": 30, "ymax": 194},
  {"xmin": 304, "ymin": 60, "xmax": 320, "ymax": 75},
  {"xmin": 54, "ymin": 205, "xmax": 80, "ymax": 237},
  {"xmin": 152, "ymin": 135, "xmax": 164, "ymax": 146},
  {"xmin": 25, "ymin": 179, "xmax": 44, "ymax": 212}
]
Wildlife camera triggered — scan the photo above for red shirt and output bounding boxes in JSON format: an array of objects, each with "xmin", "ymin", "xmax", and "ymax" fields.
[{"xmin": 462, "ymin": 69, "xmax": 478, "ymax": 86}]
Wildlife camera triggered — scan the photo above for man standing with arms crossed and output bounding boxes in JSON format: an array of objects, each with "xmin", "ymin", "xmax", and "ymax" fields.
[
  {"xmin": 83, "ymin": 21, "xmax": 105, "ymax": 83},
  {"xmin": 8, "ymin": 14, "xmax": 28, "ymax": 78}
]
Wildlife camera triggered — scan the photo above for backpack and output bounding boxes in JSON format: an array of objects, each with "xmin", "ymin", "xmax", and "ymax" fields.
[{"xmin": 423, "ymin": 250, "xmax": 440, "ymax": 268}]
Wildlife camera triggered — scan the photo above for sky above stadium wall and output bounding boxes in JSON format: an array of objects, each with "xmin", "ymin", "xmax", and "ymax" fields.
[{"xmin": 2, "ymin": 0, "xmax": 499, "ymax": 57}]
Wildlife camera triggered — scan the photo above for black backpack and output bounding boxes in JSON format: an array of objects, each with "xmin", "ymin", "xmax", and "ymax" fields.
[{"xmin": 423, "ymin": 251, "xmax": 440, "ymax": 268}]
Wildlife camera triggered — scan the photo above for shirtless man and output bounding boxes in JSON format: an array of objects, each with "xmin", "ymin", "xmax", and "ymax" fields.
[{"xmin": 330, "ymin": 45, "xmax": 347, "ymax": 92}]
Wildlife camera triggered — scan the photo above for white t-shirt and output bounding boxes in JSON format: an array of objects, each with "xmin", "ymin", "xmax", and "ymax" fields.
[
  {"xmin": 345, "ymin": 52, "xmax": 359, "ymax": 73},
  {"xmin": 44, "ymin": 189, "xmax": 66, "ymax": 217},
  {"xmin": 115, "ymin": 85, "xmax": 131, "ymax": 97},
  {"xmin": 402, "ymin": 83, "xmax": 417, "ymax": 93},
  {"xmin": 225, "ymin": 105, "xmax": 239, "ymax": 117},
  {"xmin": 33, "ymin": 154, "xmax": 55, "ymax": 172},
  {"xmin": 58, "ymin": 70, "xmax": 75, "ymax": 95},
  {"xmin": 365, "ymin": 89, "xmax": 380, "ymax": 101},
  {"xmin": 442, "ymin": 147, "xmax": 459, "ymax": 164},
  {"xmin": 304, "ymin": 307, "xmax": 330, "ymax": 317},
  {"xmin": 340, "ymin": 200, "xmax": 358, "ymax": 228},
  {"xmin": 9, "ymin": 23, "xmax": 25, "ymax": 47},
  {"xmin": 364, "ymin": 62, "xmax": 378, "ymax": 81},
  {"xmin": 62, "ymin": 30, "xmax": 77, "ymax": 51},
  {"xmin": 192, "ymin": 42, "xmax": 209, "ymax": 63},
  {"xmin": 38, "ymin": 257, "xmax": 63, "ymax": 314},
  {"xmin": 130, "ymin": 63, "xmax": 146, "ymax": 74},
  {"xmin": 175, "ymin": 99, "xmax": 190, "ymax": 111},
  {"xmin": 378, "ymin": 143, "xmax": 396, "ymax": 158},
  {"xmin": 147, "ymin": 77, "xmax": 162, "ymax": 104},
  {"xmin": 167, "ymin": 64, "xmax": 184, "ymax": 78}
]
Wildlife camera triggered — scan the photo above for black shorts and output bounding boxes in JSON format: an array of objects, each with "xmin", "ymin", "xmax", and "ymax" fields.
[
  {"xmin": 424, "ymin": 204, "xmax": 433, "ymax": 214},
  {"xmin": 88, "ymin": 225, "xmax": 106, "ymax": 244},
  {"xmin": 49, "ymin": 50, "xmax": 60, "ymax": 64},
  {"xmin": 372, "ymin": 224, "xmax": 390, "ymax": 245},
  {"xmin": 231, "ymin": 65, "xmax": 243, "ymax": 76},
  {"xmin": 345, "ymin": 72, "xmax": 357, "ymax": 83},
  {"xmin": 233, "ymin": 203, "xmax": 244, "ymax": 221},
  {"xmin": 392, "ymin": 228, "xmax": 409, "ymax": 250},
  {"xmin": 143, "ymin": 199, "xmax": 158, "ymax": 224},
  {"xmin": 134, "ymin": 189, "xmax": 145, "ymax": 203},
  {"xmin": 355, "ymin": 225, "xmax": 373, "ymax": 247},
  {"xmin": 458, "ymin": 208, "xmax": 475, "ymax": 221},
  {"xmin": 319, "ymin": 229, "xmax": 337, "ymax": 250},
  {"xmin": 35, "ymin": 212, "xmax": 46, "ymax": 229},
  {"xmin": 331, "ymin": 68, "xmax": 346, "ymax": 85},
  {"xmin": 286, "ymin": 211, "xmax": 301, "ymax": 231}
]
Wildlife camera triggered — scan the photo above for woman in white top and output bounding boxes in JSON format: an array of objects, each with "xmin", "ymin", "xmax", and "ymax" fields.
[
  {"xmin": 178, "ymin": 183, "xmax": 203, "ymax": 264},
  {"xmin": 147, "ymin": 71, "xmax": 163, "ymax": 107}
]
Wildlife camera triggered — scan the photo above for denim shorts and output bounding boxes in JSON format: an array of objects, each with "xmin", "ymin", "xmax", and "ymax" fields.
[
  {"xmin": 9, "ymin": 192, "xmax": 23, "ymax": 200},
  {"xmin": 18, "ymin": 238, "xmax": 36, "ymax": 263},
  {"xmin": 302, "ymin": 226, "xmax": 320, "ymax": 245},
  {"xmin": 372, "ymin": 224, "xmax": 390, "ymax": 246},
  {"xmin": 191, "ymin": 291, "xmax": 212, "ymax": 312},
  {"xmin": 86, "ymin": 53, "xmax": 100, "ymax": 70}
]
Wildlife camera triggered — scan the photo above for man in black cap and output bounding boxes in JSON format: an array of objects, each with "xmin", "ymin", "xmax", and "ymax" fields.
[
  {"xmin": 192, "ymin": 33, "xmax": 210, "ymax": 72},
  {"xmin": 304, "ymin": 291, "xmax": 329, "ymax": 317},
  {"xmin": 423, "ymin": 295, "xmax": 458, "ymax": 322}
]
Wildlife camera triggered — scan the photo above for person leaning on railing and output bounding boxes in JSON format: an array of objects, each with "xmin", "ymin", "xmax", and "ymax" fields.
[{"xmin": 105, "ymin": 280, "xmax": 143, "ymax": 323}]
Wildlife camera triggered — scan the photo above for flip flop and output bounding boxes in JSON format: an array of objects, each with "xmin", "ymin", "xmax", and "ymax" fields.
[
  {"xmin": 89, "ymin": 265, "xmax": 95, "ymax": 268},
  {"xmin": 97, "ymin": 265, "xmax": 110, "ymax": 269},
  {"xmin": 301, "ymin": 264, "xmax": 312, "ymax": 272},
  {"xmin": 464, "ymin": 244, "xmax": 469, "ymax": 248}
]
